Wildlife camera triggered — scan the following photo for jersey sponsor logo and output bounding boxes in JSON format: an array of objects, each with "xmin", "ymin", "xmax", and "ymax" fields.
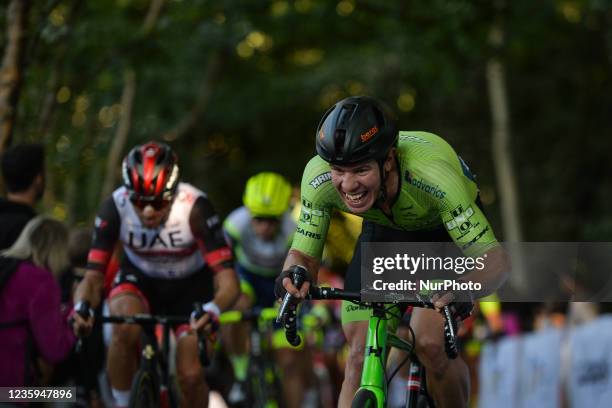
[
  {"xmin": 300, "ymin": 206, "xmax": 324, "ymax": 226},
  {"xmin": 309, "ymin": 172, "xmax": 332, "ymax": 189},
  {"xmin": 405, "ymin": 172, "xmax": 446, "ymax": 199},
  {"xmin": 296, "ymin": 227, "xmax": 322, "ymax": 240},
  {"xmin": 399, "ymin": 134, "xmax": 430, "ymax": 143},
  {"xmin": 461, "ymin": 226, "xmax": 489, "ymax": 250},
  {"xmin": 360, "ymin": 126, "xmax": 378, "ymax": 142},
  {"xmin": 300, "ymin": 198, "xmax": 329, "ymax": 227},
  {"xmin": 446, "ymin": 205, "xmax": 475, "ymax": 233},
  {"xmin": 344, "ymin": 303, "xmax": 370, "ymax": 313},
  {"xmin": 94, "ymin": 216, "xmax": 108, "ymax": 229},
  {"xmin": 128, "ymin": 229, "xmax": 185, "ymax": 249}
]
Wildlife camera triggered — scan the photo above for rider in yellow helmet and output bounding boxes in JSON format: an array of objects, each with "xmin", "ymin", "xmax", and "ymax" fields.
[{"xmin": 223, "ymin": 172, "xmax": 315, "ymax": 407}]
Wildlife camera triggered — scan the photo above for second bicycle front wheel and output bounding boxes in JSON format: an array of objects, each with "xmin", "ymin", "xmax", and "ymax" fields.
[{"xmin": 129, "ymin": 370, "xmax": 160, "ymax": 408}]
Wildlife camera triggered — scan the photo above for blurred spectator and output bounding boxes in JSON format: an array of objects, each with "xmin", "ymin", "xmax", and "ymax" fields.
[
  {"xmin": 0, "ymin": 216, "xmax": 76, "ymax": 386},
  {"xmin": 0, "ymin": 143, "xmax": 45, "ymax": 250},
  {"xmin": 46, "ymin": 227, "xmax": 107, "ymax": 407}
]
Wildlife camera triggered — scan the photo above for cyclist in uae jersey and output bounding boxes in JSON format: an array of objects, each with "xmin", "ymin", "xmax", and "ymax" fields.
[
  {"xmin": 72, "ymin": 142, "xmax": 240, "ymax": 408},
  {"xmin": 276, "ymin": 96, "xmax": 510, "ymax": 408}
]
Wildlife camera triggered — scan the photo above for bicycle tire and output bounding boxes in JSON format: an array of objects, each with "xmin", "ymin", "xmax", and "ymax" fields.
[
  {"xmin": 164, "ymin": 374, "xmax": 181, "ymax": 408},
  {"xmin": 247, "ymin": 358, "xmax": 268, "ymax": 408},
  {"xmin": 264, "ymin": 360, "xmax": 284, "ymax": 408},
  {"xmin": 129, "ymin": 370, "xmax": 160, "ymax": 408},
  {"xmin": 351, "ymin": 389, "xmax": 380, "ymax": 408}
]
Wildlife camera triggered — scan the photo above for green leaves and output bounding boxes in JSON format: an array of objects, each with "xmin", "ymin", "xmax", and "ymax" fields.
[{"xmin": 5, "ymin": 0, "xmax": 610, "ymax": 238}]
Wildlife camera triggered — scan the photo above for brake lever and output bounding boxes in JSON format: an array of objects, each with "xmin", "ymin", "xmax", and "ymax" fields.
[{"xmin": 276, "ymin": 270, "xmax": 305, "ymax": 323}]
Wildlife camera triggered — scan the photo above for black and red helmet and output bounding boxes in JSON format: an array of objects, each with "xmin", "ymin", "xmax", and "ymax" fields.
[
  {"xmin": 122, "ymin": 141, "xmax": 179, "ymax": 205},
  {"xmin": 315, "ymin": 96, "xmax": 398, "ymax": 165}
]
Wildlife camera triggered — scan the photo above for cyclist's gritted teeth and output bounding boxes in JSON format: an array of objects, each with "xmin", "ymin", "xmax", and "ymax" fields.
[
  {"xmin": 345, "ymin": 191, "xmax": 366, "ymax": 202},
  {"xmin": 343, "ymin": 190, "xmax": 371, "ymax": 210}
]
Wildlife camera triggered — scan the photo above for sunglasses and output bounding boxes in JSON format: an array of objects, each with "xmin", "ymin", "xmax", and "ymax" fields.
[{"xmin": 130, "ymin": 195, "xmax": 172, "ymax": 211}]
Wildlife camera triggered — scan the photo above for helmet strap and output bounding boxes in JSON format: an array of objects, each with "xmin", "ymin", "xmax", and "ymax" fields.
[
  {"xmin": 375, "ymin": 159, "xmax": 388, "ymax": 206},
  {"xmin": 374, "ymin": 151, "xmax": 399, "ymax": 211}
]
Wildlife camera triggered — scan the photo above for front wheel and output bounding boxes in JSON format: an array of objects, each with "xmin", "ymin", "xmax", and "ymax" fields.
[
  {"xmin": 351, "ymin": 389, "xmax": 380, "ymax": 408},
  {"xmin": 129, "ymin": 369, "xmax": 160, "ymax": 408}
]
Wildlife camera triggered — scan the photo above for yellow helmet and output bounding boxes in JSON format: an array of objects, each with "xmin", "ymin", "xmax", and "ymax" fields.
[{"xmin": 243, "ymin": 172, "xmax": 292, "ymax": 218}]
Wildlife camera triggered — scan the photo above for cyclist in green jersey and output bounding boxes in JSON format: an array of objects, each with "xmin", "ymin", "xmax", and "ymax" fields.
[{"xmin": 275, "ymin": 96, "xmax": 510, "ymax": 408}]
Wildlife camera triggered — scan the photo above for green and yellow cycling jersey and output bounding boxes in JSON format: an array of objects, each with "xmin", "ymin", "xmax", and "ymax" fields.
[{"xmin": 292, "ymin": 131, "xmax": 499, "ymax": 259}]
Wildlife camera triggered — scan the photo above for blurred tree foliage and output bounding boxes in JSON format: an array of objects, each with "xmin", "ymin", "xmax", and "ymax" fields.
[{"xmin": 1, "ymin": 0, "xmax": 611, "ymax": 240}]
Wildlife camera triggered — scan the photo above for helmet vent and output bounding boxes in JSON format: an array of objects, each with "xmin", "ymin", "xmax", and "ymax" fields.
[
  {"xmin": 337, "ymin": 104, "xmax": 356, "ymax": 128},
  {"xmin": 334, "ymin": 129, "xmax": 346, "ymax": 159},
  {"xmin": 372, "ymin": 107, "xmax": 384, "ymax": 125}
]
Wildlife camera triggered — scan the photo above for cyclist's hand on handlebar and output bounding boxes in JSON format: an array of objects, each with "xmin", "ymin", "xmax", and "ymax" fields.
[
  {"xmin": 71, "ymin": 301, "xmax": 95, "ymax": 337},
  {"xmin": 274, "ymin": 266, "xmax": 312, "ymax": 301},
  {"xmin": 431, "ymin": 291, "xmax": 474, "ymax": 321},
  {"xmin": 191, "ymin": 302, "xmax": 220, "ymax": 334},
  {"xmin": 431, "ymin": 291, "xmax": 455, "ymax": 310}
]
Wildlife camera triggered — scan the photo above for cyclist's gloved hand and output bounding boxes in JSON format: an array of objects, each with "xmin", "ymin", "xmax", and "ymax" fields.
[
  {"xmin": 191, "ymin": 302, "xmax": 220, "ymax": 333},
  {"xmin": 431, "ymin": 290, "xmax": 474, "ymax": 321},
  {"xmin": 274, "ymin": 265, "xmax": 312, "ymax": 301},
  {"xmin": 70, "ymin": 300, "xmax": 95, "ymax": 337}
]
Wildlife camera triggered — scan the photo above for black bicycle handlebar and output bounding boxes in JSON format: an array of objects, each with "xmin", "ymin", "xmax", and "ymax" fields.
[
  {"xmin": 92, "ymin": 305, "xmax": 212, "ymax": 367},
  {"xmin": 280, "ymin": 271, "xmax": 306, "ymax": 347},
  {"xmin": 278, "ymin": 284, "xmax": 460, "ymax": 359},
  {"xmin": 307, "ymin": 286, "xmax": 361, "ymax": 301},
  {"xmin": 100, "ymin": 314, "xmax": 190, "ymax": 325}
]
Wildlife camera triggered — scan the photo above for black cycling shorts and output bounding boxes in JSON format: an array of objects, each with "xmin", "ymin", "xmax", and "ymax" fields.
[
  {"xmin": 109, "ymin": 259, "xmax": 215, "ymax": 318},
  {"xmin": 345, "ymin": 197, "xmax": 485, "ymax": 294}
]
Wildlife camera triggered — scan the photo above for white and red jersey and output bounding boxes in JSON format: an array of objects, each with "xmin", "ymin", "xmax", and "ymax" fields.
[{"xmin": 87, "ymin": 182, "xmax": 232, "ymax": 280}]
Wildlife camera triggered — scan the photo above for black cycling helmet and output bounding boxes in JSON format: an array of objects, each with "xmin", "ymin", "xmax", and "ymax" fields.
[
  {"xmin": 122, "ymin": 141, "xmax": 179, "ymax": 206},
  {"xmin": 315, "ymin": 96, "xmax": 398, "ymax": 165}
]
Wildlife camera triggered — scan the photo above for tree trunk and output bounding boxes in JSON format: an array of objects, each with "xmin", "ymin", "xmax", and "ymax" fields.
[
  {"xmin": 98, "ymin": 0, "xmax": 166, "ymax": 199},
  {"xmin": 37, "ymin": 0, "xmax": 82, "ymax": 140},
  {"xmin": 101, "ymin": 69, "xmax": 136, "ymax": 198},
  {"xmin": 143, "ymin": 0, "xmax": 165, "ymax": 34},
  {"xmin": 0, "ymin": 0, "xmax": 30, "ymax": 154},
  {"xmin": 162, "ymin": 50, "xmax": 224, "ymax": 142},
  {"xmin": 486, "ymin": 7, "xmax": 528, "ymax": 292}
]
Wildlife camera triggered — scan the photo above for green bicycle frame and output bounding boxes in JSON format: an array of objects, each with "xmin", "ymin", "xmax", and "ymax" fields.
[{"xmin": 356, "ymin": 305, "xmax": 415, "ymax": 407}]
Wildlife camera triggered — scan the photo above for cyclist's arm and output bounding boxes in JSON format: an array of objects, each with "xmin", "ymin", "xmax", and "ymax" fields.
[
  {"xmin": 211, "ymin": 267, "xmax": 240, "ymax": 311},
  {"xmin": 190, "ymin": 196, "xmax": 240, "ymax": 311},
  {"xmin": 458, "ymin": 246, "xmax": 509, "ymax": 299},
  {"xmin": 282, "ymin": 157, "xmax": 336, "ymax": 297},
  {"xmin": 430, "ymin": 160, "xmax": 510, "ymax": 298},
  {"xmin": 73, "ymin": 196, "xmax": 120, "ymax": 309}
]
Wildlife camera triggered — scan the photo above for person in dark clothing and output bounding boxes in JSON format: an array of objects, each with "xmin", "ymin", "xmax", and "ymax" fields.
[
  {"xmin": 0, "ymin": 216, "xmax": 76, "ymax": 387},
  {"xmin": 0, "ymin": 143, "xmax": 45, "ymax": 250}
]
